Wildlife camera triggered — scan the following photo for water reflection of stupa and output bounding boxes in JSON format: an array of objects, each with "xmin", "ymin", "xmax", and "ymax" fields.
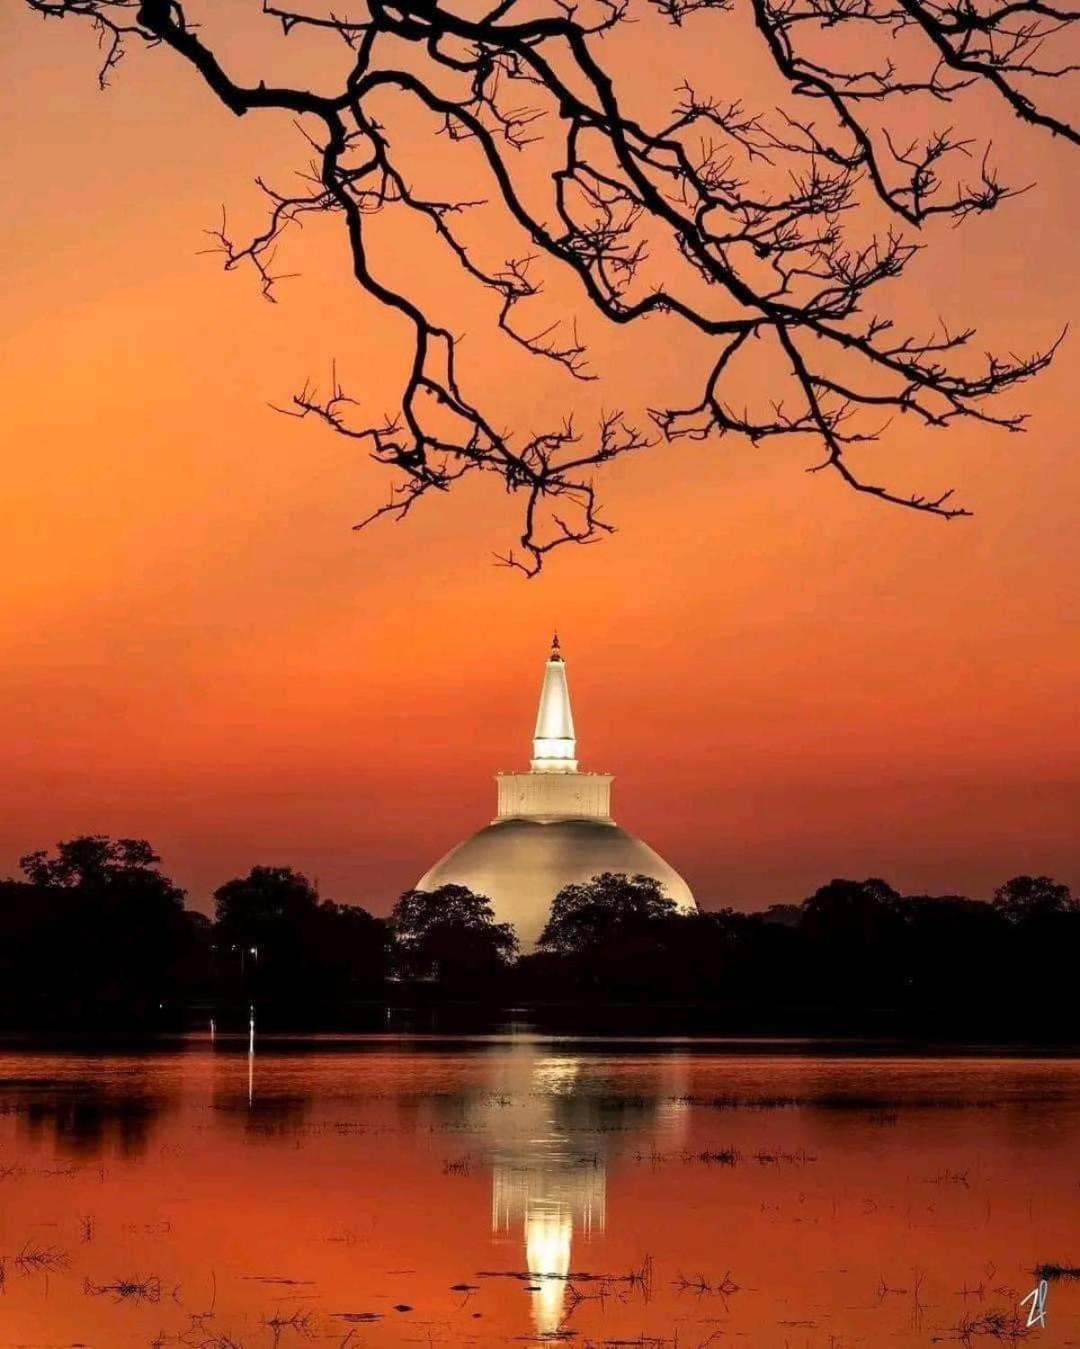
[
  {"xmin": 493, "ymin": 1150, "xmax": 605, "ymax": 1332},
  {"xmin": 491, "ymin": 1059, "xmax": 607, "ymax": 1333},
  {"xmin": 482, "ymin": 1045, "xmax": 688, "ymax": 1334}
]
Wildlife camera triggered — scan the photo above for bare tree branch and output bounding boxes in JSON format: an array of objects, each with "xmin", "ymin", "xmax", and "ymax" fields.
[{"xmin": 26, "ymin": 0, "xmax": 1076, "ymax": 571}]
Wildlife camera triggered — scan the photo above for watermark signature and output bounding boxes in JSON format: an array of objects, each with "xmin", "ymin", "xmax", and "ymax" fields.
[{"xmin": 1020, "ymin": 1279, "xmax": 1049, "ymax": 1329}]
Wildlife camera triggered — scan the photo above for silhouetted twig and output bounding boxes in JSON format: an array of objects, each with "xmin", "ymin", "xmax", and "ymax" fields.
[{"xmin": 84, "ymin": 1274, "xmax": 163, "ymax": 1303}]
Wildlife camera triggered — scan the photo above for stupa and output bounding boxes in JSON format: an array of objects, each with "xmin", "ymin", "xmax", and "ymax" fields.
[{"xmin": 416, "ymin": 635, "xmax": 696, "ymax": 950}]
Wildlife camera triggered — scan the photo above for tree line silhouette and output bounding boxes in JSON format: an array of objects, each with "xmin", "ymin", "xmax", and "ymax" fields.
[{"xmin": 1, "ymin": 835, "xmax": 1076, "ymax": 1037}]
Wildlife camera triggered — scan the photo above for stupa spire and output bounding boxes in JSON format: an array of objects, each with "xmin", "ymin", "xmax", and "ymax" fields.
[{"xmin": 531, "ymin": 632, "xmax": 578, "ymax": 773}]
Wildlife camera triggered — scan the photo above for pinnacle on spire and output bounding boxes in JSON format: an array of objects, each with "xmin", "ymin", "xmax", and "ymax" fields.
[{"xmin": 532, "ymin": 633, "xmax": 577, "ymax": 773}]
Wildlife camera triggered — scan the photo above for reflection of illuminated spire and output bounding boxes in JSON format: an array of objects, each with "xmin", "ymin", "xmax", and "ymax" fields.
[
  {"xmin": 526, "ymin": 1209, "xmax": 573, "ymax": 1333},
  {"xmin": 492, "ymin": 1165, "xmax": 606, "ymax": 1335}
]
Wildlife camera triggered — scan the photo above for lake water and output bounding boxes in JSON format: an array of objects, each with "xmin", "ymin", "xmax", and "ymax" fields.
[{"xmin": 1, "ymin": 1037, "xmax": 1078, "ymax": 1347}]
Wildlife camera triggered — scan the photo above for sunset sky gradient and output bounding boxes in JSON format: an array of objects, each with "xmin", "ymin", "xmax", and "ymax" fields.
[{"xmin": 3, "ymin": 2, "xmax": 1078, "ymax": 916}]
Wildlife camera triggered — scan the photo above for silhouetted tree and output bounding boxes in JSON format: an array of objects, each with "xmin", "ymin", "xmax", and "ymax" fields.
[
  {"xmin": 0, "ymin": 836, "xmax": 189, "ymax": 1027},
  {"xmin": 538, "ymin": 872, "xmax": 679, "ymax": 956},
  {"xmin": 525, "ymin": 872, "xmax": 701, "ymax": 998},
  {"xmin": 391, "ymin": 885, "xmax": 518, "ymax": 988},
  {"xmin": 214, "ymin": 865, "xmax": 320, "ymax": 955},
  {"xmin": 896, "ymin": 894, "xmax": 1007, "ymax": 1027},
  {"xmin": 707, "ymin": 906, "xmax": 808, "ymax": 1009},
  {"xmin": 801, "ymin": 876, "xmax": 900, "ymax": 928},
  {"xmin": 799, "ymin": 877, "xmax": 906, "ymax": 1009},
  {"xmin": 179, "ymin": 908, "xmax": 215, "ymax": 1006},
  {"xmin": 989, "ymin": 875, "xmax": 1078, "ymax": 1026},
  {"xmin": 758, "ymin": 903, "xmax": 802, "ymax": 929},
  {"xmin": 992, "ymin": 875, "xmax": 1076, "ymax": 923},
  {"xmin": 20, "ymin": 836, "xmax": 173, "ymax": 889},
  {"xmin": 305, "ymin": 898, "xmax": 388, "ymax": 1001},
  {"xmin": 25, "ymin": 0, "xmax": 1075, "ymax": 570},
  {"xmin": 213, "ymin": 866, "xmax": 386, "ymax": 1015}
]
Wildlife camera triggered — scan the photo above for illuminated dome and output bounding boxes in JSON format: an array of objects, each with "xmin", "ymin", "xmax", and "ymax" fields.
[{"xmin": 416, "ymin": 635, "xmax": 696, "ymax": 951}]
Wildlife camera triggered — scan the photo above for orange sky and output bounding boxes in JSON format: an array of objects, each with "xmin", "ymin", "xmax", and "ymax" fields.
[{"xmin": 2, "ymin": 2, "xmax": 1078, "ymax": 915}]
